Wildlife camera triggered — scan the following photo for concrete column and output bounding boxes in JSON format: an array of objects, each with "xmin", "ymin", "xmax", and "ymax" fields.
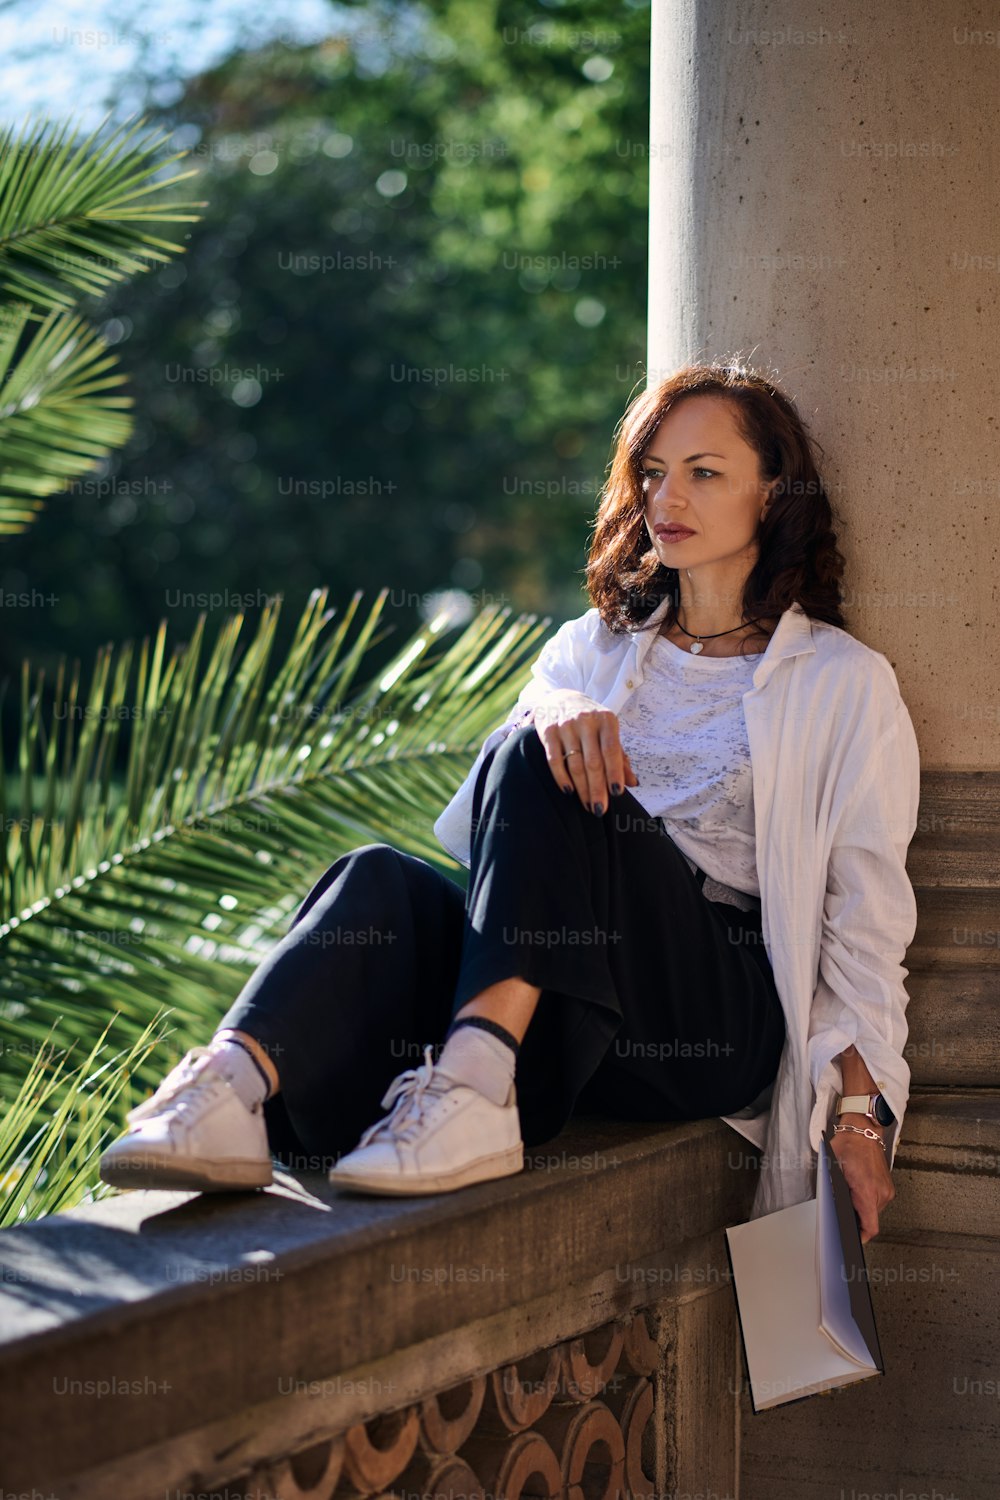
[{"xmin": 648, "ymin": 0, "xmax": 1000, "ymax": 766}]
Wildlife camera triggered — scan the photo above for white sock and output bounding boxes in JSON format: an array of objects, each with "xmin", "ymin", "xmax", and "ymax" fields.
[
  {"xmin": 434, "ymin": 1025, "xmax": 517, "ymax": 1107},
  {"xmin": 206, "ymin": 1038, "xmax": 269, "ymax": 1111}
]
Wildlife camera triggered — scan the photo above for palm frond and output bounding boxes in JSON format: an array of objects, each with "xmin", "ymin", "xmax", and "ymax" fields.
[
  {"xmin": 0, "ymin": 114, "xmax": 205, "ymax": 313},
  {"xmin": 0, "ymin": 1014, "xmax": 170, "ymax": 1227},
  {"xmin": 0, "ymin": 590, "xmax": 554, "ymax": 1100},
  {"xmin": 0, "ymin": 303, "xmax": 132, "ymax": 533}
]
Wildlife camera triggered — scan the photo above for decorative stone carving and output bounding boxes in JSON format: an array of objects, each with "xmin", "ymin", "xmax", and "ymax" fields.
[
  {"xmin": 343, "ymin": 1407, "xmax": 421, "ymax": 1492},
  {"xmin": 556, "ymin": 1323, "xmax": 625, "ymax": 1401},
  {"xmin": 489, "ymin": 1346, "xmax": 564, "ymax": 1431},
  {"xmin": 418, "ymin": 1376, "xmax": 488, "ymax": 1454},
  {"xmin": 242, "ymin": 1311, "xmax": 658, "ymax": 1500}
]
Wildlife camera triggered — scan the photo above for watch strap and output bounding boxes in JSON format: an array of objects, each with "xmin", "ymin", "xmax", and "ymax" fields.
[
  {"xmin": 837, "ymin": 1090, "xmax": 895, "ymax": 1126},
  {"xmin": 837, "ymin": 1093, "xmax": 877, "ymax": 1116}
]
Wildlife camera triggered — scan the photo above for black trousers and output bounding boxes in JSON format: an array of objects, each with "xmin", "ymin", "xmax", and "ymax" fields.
[{"xmin": 218, "ymin": 724, "xmax": 786, "ymax": 1171}]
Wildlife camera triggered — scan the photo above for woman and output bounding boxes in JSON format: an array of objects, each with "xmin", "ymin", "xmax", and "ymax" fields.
[{"xmin": 100, "ymin": 361, "xmax": 920, "ymax": 1241}]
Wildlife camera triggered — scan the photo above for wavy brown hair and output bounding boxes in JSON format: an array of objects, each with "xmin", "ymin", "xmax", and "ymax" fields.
[{"xmin": 584, "ymin": 360, "xmax": 847, "ymax": 647}]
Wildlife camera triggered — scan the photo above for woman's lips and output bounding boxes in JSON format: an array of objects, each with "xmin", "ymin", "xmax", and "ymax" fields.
[{"xmin": 654, "ymin": 525, "xmax": 695, "ymax": 541}]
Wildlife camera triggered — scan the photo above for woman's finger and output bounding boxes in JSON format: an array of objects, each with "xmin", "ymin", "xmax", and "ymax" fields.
[
  {"xmin": 574, "ymin": 720, "xmax": 612, "ymax": 813},
  {"xmin": 538, "ymin": 723, "xmax": 580, "ymax": 794},
  {"xmin": 598, "ymin": 719, "xmax": 631, "ymax": 801}
]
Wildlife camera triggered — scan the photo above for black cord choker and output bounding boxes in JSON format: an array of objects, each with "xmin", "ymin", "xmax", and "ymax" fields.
[{"xmin": 672, "ymin": 611, "xmax": 773, "ymax": 655}]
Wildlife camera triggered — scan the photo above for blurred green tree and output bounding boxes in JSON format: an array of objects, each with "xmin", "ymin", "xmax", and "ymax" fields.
[{"xmin": 0, "ymin": 0, "xmax": 650, "ymax": 679}]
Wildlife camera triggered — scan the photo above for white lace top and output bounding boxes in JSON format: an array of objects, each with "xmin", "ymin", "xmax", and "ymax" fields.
[{"xmin": 615, "ymin": 633, "xmax": 763, "ymax": 912}]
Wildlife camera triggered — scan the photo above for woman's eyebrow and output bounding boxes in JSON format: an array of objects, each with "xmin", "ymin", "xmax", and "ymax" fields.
[{"xmin": 642, "ymin": 451, "xmax": 728, "ymax": 464}]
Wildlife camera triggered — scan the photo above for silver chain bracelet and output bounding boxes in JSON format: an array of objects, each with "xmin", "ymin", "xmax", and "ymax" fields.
[{"xmin": 832, "ymin": 1122, "xmax": 886, "ymax": 1151}]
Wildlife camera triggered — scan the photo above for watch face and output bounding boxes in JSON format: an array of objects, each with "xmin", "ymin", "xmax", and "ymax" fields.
[{"xmin": 873, "ymin": 1094, "xmax": 894, "ymax": 1126}]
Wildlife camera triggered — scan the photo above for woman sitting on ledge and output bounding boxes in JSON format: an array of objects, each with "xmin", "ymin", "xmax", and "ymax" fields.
[{"xmin": 100, "ymin": 359, "xmax": 920, "ymax": 1240}]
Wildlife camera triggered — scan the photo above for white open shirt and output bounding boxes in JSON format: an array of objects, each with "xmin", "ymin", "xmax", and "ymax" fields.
[{"xmin": 433, "ymin": 594, "xmax": 921, "ymax": 1219}]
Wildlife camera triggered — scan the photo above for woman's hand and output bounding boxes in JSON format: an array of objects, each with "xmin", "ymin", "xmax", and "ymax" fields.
[
  {"xmin": 829, "ymin": 1118, "xmax": 894, "ymax": 1243},
  {"xmin": 531, "ymin": 691, "xmax": 640, "ymax": 815}
]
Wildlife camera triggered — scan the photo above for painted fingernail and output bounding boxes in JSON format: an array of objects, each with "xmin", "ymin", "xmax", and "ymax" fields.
[
  {"xmin": 593, "ymin": 801, "xmax": 604, "ymax": 817},
  {"xmin": 610, "ymin": 782, "xmax": 623, "ymax": 796},
  {"xmin": 562, "ymin": 784, "xmax": 575, "ymax": 795}
]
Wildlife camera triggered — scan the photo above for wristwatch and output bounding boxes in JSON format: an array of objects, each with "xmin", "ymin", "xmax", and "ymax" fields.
[{"xmin": 836, "ymin": 1091, "xmax": 895, "ymax": 1127}]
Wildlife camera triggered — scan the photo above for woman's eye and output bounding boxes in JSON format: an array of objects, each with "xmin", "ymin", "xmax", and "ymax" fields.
[{"xmin": 640, "ymin": 467, "xmax": 716, "ymax": 482}]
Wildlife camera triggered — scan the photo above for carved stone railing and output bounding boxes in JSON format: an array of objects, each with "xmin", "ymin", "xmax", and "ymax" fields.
[
  {"xmin": 0, "ymin": 1114, "xmax": 755, "ymax": 1500},
  {"xmin": 243, "ymin": 1314, "xmax": 659, "ymax": 1500},
  {"xmin": 3, "ymin": 1095, "xmax": 997, "ymax": 1500}
]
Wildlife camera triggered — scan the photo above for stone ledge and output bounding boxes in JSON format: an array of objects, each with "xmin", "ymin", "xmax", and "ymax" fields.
[
  {"xmin": 2, "ymin": 1093, "xmax": 996, "ymax": 1497},
  {"xmin": 0, "ymin": 1112, "xmax": 755, "ymax": 1494}
]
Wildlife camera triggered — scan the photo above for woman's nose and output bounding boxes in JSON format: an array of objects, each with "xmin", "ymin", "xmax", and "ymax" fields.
[{"xmin": 648, "ymin": 471, "xmax": 685, "ymax": 506}]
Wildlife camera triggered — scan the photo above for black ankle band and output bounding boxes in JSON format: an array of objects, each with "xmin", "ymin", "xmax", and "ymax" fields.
[{"xmin": 446, "ymin": 1014, "xmax": 520, "ymax": 1058}]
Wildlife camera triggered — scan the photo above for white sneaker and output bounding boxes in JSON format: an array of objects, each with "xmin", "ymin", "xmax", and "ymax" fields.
[
  {"xmin": 328, "ymin": 1043, "xmax": 524, "ymax": 1196},
  {"xmin": 99, "ymin": 1046, "xmax": 273, "ymax": 1193}
]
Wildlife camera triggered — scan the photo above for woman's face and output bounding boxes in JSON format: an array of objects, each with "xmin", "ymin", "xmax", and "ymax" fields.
[{"xmin": 639, "ymin": 394, "xmax": 774, "ymax": 571}]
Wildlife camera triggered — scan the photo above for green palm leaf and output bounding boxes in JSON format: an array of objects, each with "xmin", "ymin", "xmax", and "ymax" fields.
[
  {"xmin": 0, "ymin": 589, "xmax": 554, "ymax": 1105},
  {"xmin": 0, "ymin": 303, "xmax": 133, "ymax": 533},
  {"xmin": 0, "ymin": 114, "xmax": 204, "ymax": 313},
  {"xmin": 0, "ymin": 1015, "xmax": 170, "ymax": 1227}
]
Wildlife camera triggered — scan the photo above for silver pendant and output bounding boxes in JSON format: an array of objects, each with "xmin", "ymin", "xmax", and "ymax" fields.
[{"xmin": 690, "ymin": 640, "xmax": 704, "ymax": 654}]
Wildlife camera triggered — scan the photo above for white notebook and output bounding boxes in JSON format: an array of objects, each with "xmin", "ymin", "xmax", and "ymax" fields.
[{"xmin": 724, "ymin": 1131, "xmax": 884, "ymax": 1412}]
